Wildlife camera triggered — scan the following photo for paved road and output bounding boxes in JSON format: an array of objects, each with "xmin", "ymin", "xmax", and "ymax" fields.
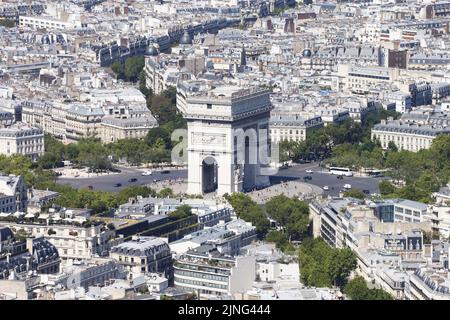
[
  {"xmin": 57, "ymin": 162, "xmax": 382, "ymax": 196},
  {"xmin": 271, "ymin": 164, "xmax": 382, "ymax": 197},
  {"xmin": 57, "ymin": 167, "xmax": 186, "ymax": 192}
]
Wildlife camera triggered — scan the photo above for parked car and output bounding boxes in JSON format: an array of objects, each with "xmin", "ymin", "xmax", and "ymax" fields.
[
  {"xmin": 337, "ymin": 175, "xmax": 343, "ymax": 180},
  {"xmin": 128, "ymin": 178, "xmax": 138, "ymax": 183},
  {"xmin": 87, "ymin": 185, "xmax": 94, "ymax": 190},
  {"xmin": 161, "ymin": 170, "xmax": 170, "ymax": 174},
  {"xmin": 114, "ymin": 183, "xmax": 122, "ymax": 187},
  {"xmin": 363, "ymin": 189, "xmax": 370, "ymax": 195},
  {"xmin": 141, "ymin": 171, "xmax": 152, "ymax": 176},
  {"xmin": 344, "ymin": 184, "xmax": 352, "ymax": 189},
  {"xmin": 323, "ymin": 186, "xmax": 329, "ymax": 191}
]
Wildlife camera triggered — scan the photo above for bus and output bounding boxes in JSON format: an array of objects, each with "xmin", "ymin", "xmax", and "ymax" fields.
[{"xmin": 329, "ymin": 167, "xmax": 353, "ymax": 176}]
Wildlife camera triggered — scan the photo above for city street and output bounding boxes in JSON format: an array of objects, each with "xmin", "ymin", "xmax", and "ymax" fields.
[
  {"xmin": 57, "ymin": 166, "xmax": 186, "ymax": 192},
  {"xmin": 272, "ymin": 163, "xmax": 382, "ymax": 197},
  {"xmin": 56, "ymin": 162, "xmax": 382, "ymax": 196}
]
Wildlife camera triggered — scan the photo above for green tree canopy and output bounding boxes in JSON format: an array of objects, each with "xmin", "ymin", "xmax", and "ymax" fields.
[
  {"xmin": 265, "ymin": 195, "xmax": 310, "ymax": 240},
  {"xmin": 344, "ymin": 276, "xmax": 393, "ymax": 300},
  {"xmin": 225, "ymin": 193, "xmax": 270, "ymax": 238},
  {"xmin": 0, "ymin": 19, "xmax": 16, "ymax": 28},
  {"xmin": 169, "ymin": 204, "xmax": 192, "ymax": 219},
  {"xmin": 299, "ymin": 238, "xmax": 357, "ymax": 288},
  {"xmin": 342, "ymin": 188, "xmax": 366, "ymax": 200},
  {"xmin": 379, "ymin": 180, "xmax": 396, "ymax": 195}
]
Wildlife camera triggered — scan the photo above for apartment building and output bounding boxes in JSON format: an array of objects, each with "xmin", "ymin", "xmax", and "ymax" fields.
[
  {"xmin": 0, "ymin": 235, "xmax": 61, "ymax": 280},
  {"xmin": 338, "ymin": 64, "xmax": 400, "ymax": 95},
  {"xmin": 269, "ymin": 114, "xmax": 323, "ymax": 143},
  {"xmin": 407, "ymin": 268, "xmax": 450, "ymax": 300},
  {"xmin": 169, "ymin": 219, "xmax": 257, "ymax": 256},
  {"xmin": 0, "ymin": 221, "xmax": 117, "ymax": 261},
  {"xmin": 98, "ymin": 117, "xmax": 158, "ymax": 143},
  {"xmin": 0, "ymin": 175, "xmax": 28, "ymax": 213},
  {"xmin": 392, "ymin": 200, "xmax": 428, "ymax": 223},
  {"xmin": 21, "ymin": 100, "xmax": 157, "ymax": 144},
  {"xmin": 0, "ymin": 123, "xmax": 44, "ymax": 161},
  {"xmin": 371, "ymin": 119, "xmax": 450, "ymax": 152},
  {"xmin": 174, "ymin": 247, "xmax": 256, "ymax": 297},
  {"xmin": 19, "ymin": 16, "xmax": 80, "ymax": 30},
  {"xmin": 110, "ymin": 236, "xmax": 173, "ymax": 281}
]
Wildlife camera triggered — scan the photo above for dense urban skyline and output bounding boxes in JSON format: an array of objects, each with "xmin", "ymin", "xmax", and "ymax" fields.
[{"xmin": 0, "ymin": 0, "xmax": 449, "ymax": 302}]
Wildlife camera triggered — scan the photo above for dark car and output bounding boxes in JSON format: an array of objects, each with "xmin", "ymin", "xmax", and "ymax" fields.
[
  {"xmin": 87, "ymin": 185, "xmax": 94, "ymax": 190},
  {"xmin": 337, "ymin": 175, "xmax": 343, "ymax": 180},
  {"xmin": 114, "ymin": 183, "xmax": 122, "ymax": 187},
  {"xmin": 363, "ymin": 189, "xmax": 370, "ymax": 195},
  {"xmin": 161, "ymin": 170, "xmax": 171, "ymax": 174},
  {"xmin": 128, "ymin": 178, "xmax": 138, "ymax": 183},
  {"xmin": 303, "ymin": 176, "xmax": 312, "ymax": 181}
]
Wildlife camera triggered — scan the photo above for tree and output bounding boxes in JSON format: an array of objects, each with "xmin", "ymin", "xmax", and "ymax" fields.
[
  {"xmin": 107, "ymin": 223, "xmax": 116, "ymax": 230},
  {"xmin": 139, "ymin": 70, "xmax": 152, "ymax": 97},
  {"xmin": 225, "ymin": 193, "xmax": 270, "ymax": 238},
  {"xmin": 116, "ymin": 186, "xmax": 157, "ymax": 204},
  {"xmin": 328, "ymin": 248, "xmax": 357, "ymax": 287},
  {"xmin": 111, "ymin": 60, "xmax": 124, "ymax": 79},
  {"xmin": 169, "ymin": 204, "xmax": 192, "ymax": 219},
  {"xmin": 342, "ymin": 188, "xmax": 366, "ymax": 200},
  {"xmin": 299, "ymin": 238, "xmax": 357, "ymax": 288},
  {"xmin": 146, "ymin": 127, "xmax": 172, "ymax": 149},
  {"xmin": 124, "ymin": 56, "xmax": 145, "ymax": 82},
  {"xmin": 265, "ymin": 195, "xmax": 310, "ymax": 240},
  {"xmin": 387, "ymin": 141, "xmax": 398, "ymax": 152},
  {"xmin": 265, "ymin": 230, "xmax": 294, "ymax": 252},
  {"xmin": 344, "ymin": 276, "xmax": 393, "ymax": 300},
  {"xmin": 75, "ymin": 138, "xmax": 112, "ymax": 172},
  {"xmin": 148, "ymin": 93, "xmax": 177, "ymax": 124},
  {"xmin": 379, "ymin": 180, "xmax": 396, "ymax": 196},
  {"xmin": 0, "ymin": 19, "xmax": 15, "ymax": 28},
  {"xmin": 159, "ymin": 188, "xmax": 174, "ymax": 198}
]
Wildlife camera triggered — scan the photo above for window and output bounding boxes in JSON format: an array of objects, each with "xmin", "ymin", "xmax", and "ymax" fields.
[{"xmin": 207, "ymin": 104, "xmax": 212, "ymax": 109}]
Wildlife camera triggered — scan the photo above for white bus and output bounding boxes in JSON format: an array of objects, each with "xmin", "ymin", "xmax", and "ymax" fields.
[{"xmin": 329, "ymin": 167, "xmax": 353, "ymax": 176}]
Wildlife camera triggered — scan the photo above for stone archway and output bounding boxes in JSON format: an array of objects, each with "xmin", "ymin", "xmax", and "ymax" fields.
[{"xmin": 201, "ymin": 156, "xmax": 218, "ymax": 194}]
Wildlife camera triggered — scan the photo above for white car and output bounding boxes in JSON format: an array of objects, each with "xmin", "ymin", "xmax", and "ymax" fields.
[
  {"xmin": 306, "ymin": 169, "xmax": 313, "ymax": 173},
  {"xmin": 343, "ymin": 184, "xmax": 352, "ymax": 189},
  {"xmin": 323, "ymin": 186, "xmax": 329, "ymax": 191},
  {"xmin": 141, "ymin": 170, "xmax": 153, "ymax": 176}
]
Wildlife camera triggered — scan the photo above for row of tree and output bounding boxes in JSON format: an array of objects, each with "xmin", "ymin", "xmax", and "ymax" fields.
[
  {"xmin": 38, "ymin": 132, "xmax": 174, "ymax": 170},
  {"xmin": 375, "ymin": 135, "xmax": 450, "ymax": 203},
  {"xmin": 279, "ymin": 109, "xmax": 399, "ymax": 163},
  {"xmin": 344, "ymin": 276, "xmax": 393, "ymax": 300},
  {"xmin": 111, "ymin": 56, "xmax": 145, "ymax": 83},
  {"xmin": 0, "ymin": 153, "xmax": 175, "ymax": 214},
  {"xmin": 37, "ymin": 183, "xmax": 175, "ymax": 215},
  {"xmin": 0, "ymin": 19, "xmax": 15, "ymax": 28},
  {"xmin": 299, "ymin": 237, "xmax": 357, "ymax": 288},
  {"xmin": 110, "ymin": 54, "xmax": 186, "ymax": 164},
  {"xmin": 281, "ymin": 107, "xmax": 450, "ymax": 203},
  {"xmin": 224, "ymin": 193, "xmax": 310, "ymax": 242}
]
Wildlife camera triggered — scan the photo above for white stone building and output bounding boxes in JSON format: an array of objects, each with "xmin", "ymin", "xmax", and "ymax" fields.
[{"xmin": 0, "ymin": 123, "xmax": 44, "ymax": 161}]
